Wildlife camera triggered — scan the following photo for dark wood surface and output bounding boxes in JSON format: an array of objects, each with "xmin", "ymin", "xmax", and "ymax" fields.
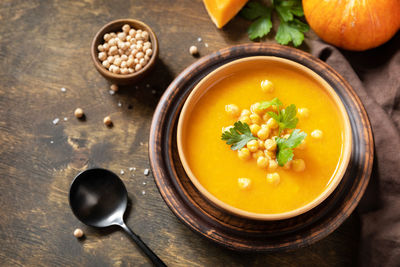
[
  {"xmin": 149, "ymin": 44, "xmax": 373, "ymax": 252},
  {"xmin": 0, "ymin": 0, "xmax": 365, "ymax": 266}
]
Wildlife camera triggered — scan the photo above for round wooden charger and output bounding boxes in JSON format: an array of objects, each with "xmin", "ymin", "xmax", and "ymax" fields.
[{"xmin": 149, "ymin": 44, "xmax": 373, "ymax": 252}]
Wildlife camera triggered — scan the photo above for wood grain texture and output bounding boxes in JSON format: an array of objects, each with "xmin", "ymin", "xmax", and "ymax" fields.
[{"xmin": 0, "ymin": 0, "xmax": 365, "ymax": 266}]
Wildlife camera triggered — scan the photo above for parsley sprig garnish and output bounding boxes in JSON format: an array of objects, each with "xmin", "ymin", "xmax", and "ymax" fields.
[
  {"xmin": 221, "ymin": 121, "xmax": 257, "ymax": 150},
  {"xmin": 259, "ymin": 98, "xmax": 299, "ymax": 135},
  {"xmin": 275, "ymin": 129, "xmax": 307, "ymax": 166},
  {"xmin": 240, "ymin": 0, "xmax": 309, "ymax": 46}
]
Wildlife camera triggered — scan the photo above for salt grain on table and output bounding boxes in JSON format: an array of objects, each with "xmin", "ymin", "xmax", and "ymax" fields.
[
  {"xmin": 205, "ymin": 43, "xmax": 209, "ymax": 47},
  {"xmin": 118, "ymin": 102, "xmax": 122, "ymax": 107},
  {"xmin": 142, "ymin": 190, "xmax": 146, "ymax": 195},
  {"xmin": 129, "ymin": 167, "xmax": 134, "ymax": 171},
  {"xmin": 144, "ymin": 169, "xmax": 149, "ymax": 176},
  {"xmin": 197, "ymin": 37, "xmax": 202, "ymax": 42},
  {"xmin": 61, "ymin": 87, "xmax": 66, "ymax": 92},
  {"xmin": 109, "ymin": 90, "xmax": 115, "ymax": 95},
  {"xmin": 64, "ymin": 117, "xmax": 68, "ymax": 121},
  {"xmin": 50, "ymin": 140, "xmax": 54, "ymax": 144},
  {"xmin": 143, "ymin": 182, "xmax": 146, "ymax": 185},
  {"xmin": 120, "ymin": 169, "xmax": 125, "ymax": 175},
  {"xmin": 52, "ymin": 118, "xmax": 60, "ymax": 125},
  {"xmin": 151, "ymin": 90, "xmax": 156, "ymax": 94}
]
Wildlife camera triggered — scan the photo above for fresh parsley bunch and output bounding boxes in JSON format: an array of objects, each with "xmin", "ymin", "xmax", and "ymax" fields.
[
  {"xmin": 240, "ymin": 0, "xmax": 309, "ymax": 46},
  {"xmin": 275, "ymin": 129, "xmax": 306, "ymax": 166}
]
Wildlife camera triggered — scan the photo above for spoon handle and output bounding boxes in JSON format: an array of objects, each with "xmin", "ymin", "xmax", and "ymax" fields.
[{"xmin": 120, "ymin": 223, "xmax": 167, "ymax": 267}]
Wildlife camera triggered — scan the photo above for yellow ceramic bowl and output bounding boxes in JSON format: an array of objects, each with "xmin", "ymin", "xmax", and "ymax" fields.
[{"xmin": 177, "ymin": 56, "xmax": 352, "ymax": 221}]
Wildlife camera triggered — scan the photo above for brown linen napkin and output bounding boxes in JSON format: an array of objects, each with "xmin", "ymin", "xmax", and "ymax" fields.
[{"xmin": 310, "ymin": 34, "xmax": 400, "ymax": 266}]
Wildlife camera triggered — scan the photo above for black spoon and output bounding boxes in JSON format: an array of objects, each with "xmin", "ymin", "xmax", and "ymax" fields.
[{"xmin": 69, "ymin": 168, "xmax": 166, "ymax": 267}]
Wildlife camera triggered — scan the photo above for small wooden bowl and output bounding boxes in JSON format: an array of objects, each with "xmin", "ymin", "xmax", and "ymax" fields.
[
  {"xmin": 91, "ymin": 19, "xmax": 159, "ymax": 85},
  {"xmin": 176, "ymin": 56, "xmax": 352, "ymax": 221}
]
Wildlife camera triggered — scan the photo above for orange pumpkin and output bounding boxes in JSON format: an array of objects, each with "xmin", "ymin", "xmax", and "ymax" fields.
[{"xmin": 302, "ymin": 0, "xmax": 400, "ymax": 51}]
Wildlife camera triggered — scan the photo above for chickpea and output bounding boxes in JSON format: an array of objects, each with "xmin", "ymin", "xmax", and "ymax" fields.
[
  {"xmin": 298, "ymin": 108, "xmax": 310, "ymax": 118},
  {"xmin": 117, "ymin": 32, "xmax": 127, "ymax": 41},
  {"xmin": 128, "ymin": 68, "xmax": 134, "ymax": 73},
  {"xmin": 257, "ymin": 128, "xmax": 270, "ymax": 140},
  {"xmin": 250, "ymin": 113, "xmax": 262, "ymax": 125},
  {"xmin": 189, "ymin": 45, "xmax": 198, "ymax": 56},
  {"xmin": 250, "ymin": 102, "xmax": 264, "ymax": 115},
  {"xmin": 225, "ymin": 104, "xmax": 240, "ymax": 117},
  {"xmin": 74, "ymin": 108, "xmax": 84, "ymax": 119},
  {"xmin": 238, "ymin": 177, "xmax": 252, "ymax": 190},
  {"xmin": 107, "ymin": 56, "xmax": 115, "ymax": 63},
  {"xmin": 241, "ymin": 109, "xmax": 251, "ymax": 117},
  {"xmin": 264, "ymin": 139, "xmax": 277, "ymax": 151},
  {"xmin": 258, "ymin": 139, "xmax": 265, "ymax": 150},
  {"xmin": 102, "ymin": 60, "xmax": 110, "ymax": 68},
  {"xmin": 109, "ymin": 46, "xmax": 118, "ymax": 55},
  {"xmin": 266, "ymin": 173, "xmax": 280, "ymax": 185},
  {"xmin": 110, "ymin": 32, "xmax": 117, "ymax": 38},
  {"xmin": 145, "ymin": 48, "xmax": 153, "ymax": 56},
  {"xmin": 246, "ymin": 140, "xmax": 259, "ymax": 152},
  {"xmin": 112, "ymin": 65, "xmax": 120, "ymax": 74},
  {"xmin": 267, "ymin": 118, "xmax": 278, "ymax": 129},
  {"xmin": 262, "ymin": 113, "xmax": 270, "ymax": 122},
  {"xmin": 252, "ymin": 150, "xmax": 264, "ymax": 159},
  {"xmin": 103, "ymin": 116, "xmax": 112, "ymax": 126},
  {"xmin": 136, "ymin": 52, "xmax": 144, "ymax": 59},
  {"xmin": 122, "ymin": 24, "xmax": 131, "ymax": 33},
  {"xmin": 257, "ymin": 156, "xmax": 269, "ymax": 168},
  {"xmin": 110, "ymin": 84, "xmax": 118, "ymax": 92},
  {"xmin": 73, "ymin": 228, "xmax": 84, "ymax": 238},
  {"xmin": 121, "ymin": 68, "xmax": 129, "ymax": 74},
  {"xmin": 129, "ymin": 29, "xmax": 136, "ymax": 36},
  {"xmin": 121, "ymin": 61, "xmax": 127, "ymax": 68},
  {"xmin": 127, "ymin": 58, "xmax": 134, "ymax": 67},
  {"xmin": 292, "ymin": 159, "xmax": 306, "ymax": 172},
  {"xmin": 135, "ymin": 33, "xmax": 143, "ymax": 40},
  {"xmin": 311, "ymin": 129, "xmax": 323, "ymax": 139},
  {"xmin": 239, "ymin": 116, "xmax": 251, "ymax": 125},
  {"xmin": 250, "ymin": 124, "xmax": 261, "ymax": 136},
  {"xmin": 269, "ymin": 160, "xmax": 278, "ymax": 170},
  {"xmin": 98, "ymin": 52, "xmax": 107, "ymax": 61},
  {"xmin": 126, "ymin": 35, "xmax": 131, "ymax": 42},
  {"xmin": 135, "ymin": 64, "xmax": 142, "ymax": 71},
  {"xmin": 139, "ymin": 58, "xmax": 146, "ymax": 66},
  {"xmin": 114, "ymin": 57, "xmax": 122, "ymax": 67},
  {"xmin": 238, "ymin": 148, "xmax": 251, "ymax": 160},
  {"xmin": 97, "ymin": 44, "xmax": 104, "ymax": 52},
  {"xmin": 297, "ymin": 139, "xmax": 307, "ymax": 150},
  {"xmin": 136, "ymin": 43, "xmax": 143, "ymax": 51},
  {"xmin": 260, "ymin": 79, "xmax": 274, "ymax": 93},
  {"xmin": 108, "ymin": 38, "xmax": 117, "ymax": 46},
  {"xmin": 264, "ymin": 150, "xmax": 276, "ymax": 159},
  {"xmin": 103, "ymin": 43, "xmax": 109, "ymax": 51},
  {"xmin": 103, "ymin": 33, "xmax": 111, "ymax": 41}
]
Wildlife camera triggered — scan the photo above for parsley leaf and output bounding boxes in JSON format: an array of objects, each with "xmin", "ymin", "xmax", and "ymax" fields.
[
  {"xmin": 259, "ymin": 97, "xmax": 282, "ymax": 110},
  {"xmin": 240, "ymin": 0, "xmax": 308, "ymax": 46},
  {"xmin": 221, "ymin": 121, "xmax": 257, "ymax": 150},
  {"xmin": 240, "ymin": 2, "xmax": 272, "ymax": 40},
  {"xmin": 260, "ymin": 98, "xmax": 299, "ymax": 134},
  {"xmin": 275, "ymin": 18, "xmax": 309, "ymax": 47},
  {"xmin": 275, "ymin": 129, "xmax": 307, "ymax": 166},
  {"xmin": 274, "ymin": 0, "xmax": 304, "ymax": 22}
]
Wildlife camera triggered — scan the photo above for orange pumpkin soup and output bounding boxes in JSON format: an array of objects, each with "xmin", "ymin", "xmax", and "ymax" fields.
[{"xmin": 181, "ymin": 60, "xmax": 346, "ymax": 214}]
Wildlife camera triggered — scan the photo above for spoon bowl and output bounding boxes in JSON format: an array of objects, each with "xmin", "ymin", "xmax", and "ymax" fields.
[{"xmin": 69, "ymin": 168, "xmax": 166, "ymax": 267}]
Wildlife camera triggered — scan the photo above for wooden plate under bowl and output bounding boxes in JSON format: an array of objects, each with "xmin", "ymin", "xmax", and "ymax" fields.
[{"xmin": 149, "ymin": 44, "xmax": 373, "ymax": 252}]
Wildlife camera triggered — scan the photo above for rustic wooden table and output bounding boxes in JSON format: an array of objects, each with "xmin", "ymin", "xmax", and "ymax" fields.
[{"xmin": 0, "ymin": 0, "xmax": 361, "ymax": 266}]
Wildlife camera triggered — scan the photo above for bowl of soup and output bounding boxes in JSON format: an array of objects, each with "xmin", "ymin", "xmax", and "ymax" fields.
[{"xmin": 177, "ymin": 56, "xmax": 352, "ymax": 221}]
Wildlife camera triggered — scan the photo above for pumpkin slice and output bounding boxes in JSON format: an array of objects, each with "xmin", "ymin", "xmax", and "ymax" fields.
[{"xmin": 203, "ymin": 0, "xmax": 249, "ymax": 28}]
